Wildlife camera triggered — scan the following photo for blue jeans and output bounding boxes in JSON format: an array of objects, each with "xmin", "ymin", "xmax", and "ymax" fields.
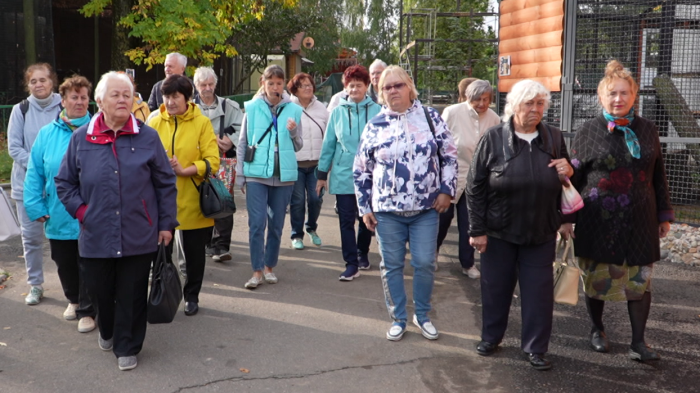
[
  {"xmin": 246, "ymin": 182, "xmax": 293, "ymax": 272},
  {"xmin": 336, "ymin": 194, "xmax": 372, "ymax": 266},
  {"xmin": 375, "ymin": 210, "xmax": 438, "ymax": 324},
  {"xmin": 290, "ymin": 166, "xmax": 323, "ymax": 240},
  {"xmin": 15, "ymin": 200, "xmax": 45, "ymax": 286}
]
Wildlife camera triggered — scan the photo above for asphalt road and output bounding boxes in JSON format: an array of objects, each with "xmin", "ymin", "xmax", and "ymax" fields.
[{"xmin": 1, "ymin": 194, "xmax": 699, "ymax": 393}]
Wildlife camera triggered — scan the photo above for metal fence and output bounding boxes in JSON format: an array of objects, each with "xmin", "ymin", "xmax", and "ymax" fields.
[{"xmin": 541, "ymin": 0, "xmax": 700, "ymax": 224}]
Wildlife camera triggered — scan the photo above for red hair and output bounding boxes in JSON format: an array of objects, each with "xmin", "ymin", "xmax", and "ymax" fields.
[{"xmin": 343, "ymin": 65, "xmax": 370, "ymax": 87}]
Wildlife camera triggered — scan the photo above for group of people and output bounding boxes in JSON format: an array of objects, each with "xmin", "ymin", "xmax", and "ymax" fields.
[{"xmin": 6, "ymin": 55, "xmax": 672, "ymax": 372}]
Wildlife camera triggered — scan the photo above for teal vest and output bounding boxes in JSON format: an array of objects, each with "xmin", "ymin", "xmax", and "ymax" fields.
[{"xmin": 243, "ymin": 98, "xmax": 302, "ymax": 182}]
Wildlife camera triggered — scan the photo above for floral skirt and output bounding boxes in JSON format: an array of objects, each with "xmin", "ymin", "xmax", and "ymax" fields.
[{"xmin": 577, "ymin": 257, "xmax": 653, "ymax": 301}]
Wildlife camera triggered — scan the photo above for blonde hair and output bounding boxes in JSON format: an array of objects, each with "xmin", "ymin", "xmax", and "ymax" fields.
[
  {"xmin": 457, "ymin": 78, "xmax": 479, "ymax": 103},
  {"xmin": 597, "ymin": 59, "xmax": 639, "ymax": 98},
  {"xmin": 502, "ymin": 80, "xmax": 551, "ymax": 123},
  {"xmin": 377, "ymin": 65, "xmax": 418, "ymax": 105}
]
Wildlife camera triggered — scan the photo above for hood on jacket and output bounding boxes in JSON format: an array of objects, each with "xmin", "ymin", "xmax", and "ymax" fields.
[
  {"xmin": 339, "ymin": 94, "xmax": 374, "ymax": 108},
  {"xmin": 290, "ymin": 94, "xmax": 319, "ymax": 108},
  {"xmin": 27, "ymin": 93, "xmax": 63, "ymax": 111},
  {"xmin": 381, "ymin": 98, "xmax": 423, "ymax": 117},
  {"xmin": 156, "ymin": 102, "xmax": 203, "ymax": 123}
]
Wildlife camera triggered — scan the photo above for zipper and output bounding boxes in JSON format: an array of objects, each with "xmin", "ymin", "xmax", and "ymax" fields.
[{"xmin": 170, "ymin": 117, "xmax": 179, "ymax": 157}]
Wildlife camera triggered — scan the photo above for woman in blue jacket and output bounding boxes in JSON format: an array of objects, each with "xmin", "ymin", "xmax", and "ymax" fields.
[
  {"xmin": 56, "ymin": 72, "xmax": 178, "ymax": 371},
  {"xmin": 235, "ymin": 65, "xmax": 303, "ymax": 289},
  {"xmin": 24, "ymin": 75, "xmax": 96, "ymax": 332},
  {"xmin": 316, "ymin": 65, "xmax": 381, "ymax": 281}
]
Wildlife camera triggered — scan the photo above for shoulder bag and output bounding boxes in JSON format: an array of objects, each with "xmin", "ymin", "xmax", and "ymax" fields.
[
  {"xmin": 148, "ymin": 243, "xmax": 182, "ymax": 324},
  {"xmin": 193, "ymin": 159, "xmax": 236, "ymax": 219},
  {"xmin": 553, "ymin": 238, "xmax": 583, "ymax": 306},
  {"xmin": 0, "ymin": 188, "xmax": 21, "ymax": 242},
  {"xmin": 544, "ymin": 123, "xmax": 584, "ymax": 215}
]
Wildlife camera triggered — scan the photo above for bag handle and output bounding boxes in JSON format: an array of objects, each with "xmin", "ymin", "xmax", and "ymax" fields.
[{"xmin": 190, "ymin": 159, "xmax": 212, "ymax": 189}]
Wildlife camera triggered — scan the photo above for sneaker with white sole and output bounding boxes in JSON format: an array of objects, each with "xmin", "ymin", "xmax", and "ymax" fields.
[
  {"xmin": 386, "ymin": 322, "xmax": 407, "ymax": 341},
  {"xmin": 358, "ymin": 253, "xmax": 371, "ymax": 270},
  {"xmin": 462, "ymin": 266, "xmax": 481, "ymax": 279},
  {"xmin": 118, "ymin": 356, "xmax": 138, "ymax": 371},
  {"xmin": 264, "ymin": 272, "xmax": 278, "ymax": 284},
  {"xmin": 63, "ymin": 303, "xmax": 78, "ymax": 320},
  {"xmin": 306, "ymin": 230, "xmax": 322, "ymax": 246},
  {"xmin": 244, "ymin": 276, "xmax": 264, "ymax": 289},
  {"xmin": 213, "ymin": 251, "xmax": 232, "ymax": 262},
  {"xmin": 339, "ymin": 265, "xmax": 360, "ymax": 281},
  {"xmin": 25, "ymin": 286, "xmax": 44, "ymax": 305},
  {"xmin": 413, "ymin": 315, "xmax": 439, "ymax": 340},
  {"xmin": 291, "ymin": 238, "xmax": 304, "ymax": 250},
  {"xmin": 78, "ymin": 316, "xmax": 96, "ymax": 333},
  {"xmin": 98, "ymin": 334, "xmax": 113, "ymax": 351}
]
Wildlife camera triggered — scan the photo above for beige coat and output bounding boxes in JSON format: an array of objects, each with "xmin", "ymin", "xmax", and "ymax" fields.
[{"xmin": 441, "ymin": 102, "xmax": 500, "ymax": 202}]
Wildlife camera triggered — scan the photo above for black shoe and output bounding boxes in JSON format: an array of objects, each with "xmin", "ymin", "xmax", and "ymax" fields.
[
  {"xmin": 629, "ymin": 342, "xmax": 660, "ymax": 361},
  {"xmin": 528, "ymin": 353, "xmax": 552, "ymax": 371},
  {"xmin": 184, "ymin": 302, "xmax": 199, "ymax": 316},
  {"xmin": 476, "ymin": 341, "xmax": 499, "ymax": 356},
  {"xmin": 590, "ymin": 330, "xmax": 610, "ymax": 353}
]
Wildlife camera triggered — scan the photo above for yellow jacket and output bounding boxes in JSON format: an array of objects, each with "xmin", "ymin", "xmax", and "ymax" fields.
[
  {"xmin": 132, "ymin": 93, "xmax": 151, "ymax": 122},
  {"xmin": 149, "ymin": 103, "xmax": 220, "ymax": 230}
]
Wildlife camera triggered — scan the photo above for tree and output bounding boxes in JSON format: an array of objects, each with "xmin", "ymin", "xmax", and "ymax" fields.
[
  {"xmin": 80, "ymin": 0, "xmax": 298, "ymax": 71},
  {"xmin": 339, "ymin": 0, "xmax": 400, "ymax": 65}
]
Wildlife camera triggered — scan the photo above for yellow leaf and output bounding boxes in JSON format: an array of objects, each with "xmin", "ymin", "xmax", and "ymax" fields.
[{"xmin": 240, "ymin": 368, "xmax": 250, "ymax": 373}]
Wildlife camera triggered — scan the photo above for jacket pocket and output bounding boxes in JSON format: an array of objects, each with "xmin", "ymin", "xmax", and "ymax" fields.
[{"xmin": 141, "ymin": 199, "xmax": 153, "ymax": 226}]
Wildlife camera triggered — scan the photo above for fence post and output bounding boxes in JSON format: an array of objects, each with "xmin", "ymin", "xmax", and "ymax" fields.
[{"xmin": 560, "ymin": 0, "xmax": 578, "ymax": 134}]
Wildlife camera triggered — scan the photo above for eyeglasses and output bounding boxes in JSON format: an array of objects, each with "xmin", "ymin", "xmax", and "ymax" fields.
[
  {"xmin": 382, "ymin": 83, "xmax": 406, "ymax": 92},
  {"xmin": 299, "ymin": 84, "xmax": 314, "ymax": 90}
]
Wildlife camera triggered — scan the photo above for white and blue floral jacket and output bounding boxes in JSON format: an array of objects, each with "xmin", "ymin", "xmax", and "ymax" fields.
[{"xmin": 353, "ymin": 100, "xmax": 458, "ymax": 216}]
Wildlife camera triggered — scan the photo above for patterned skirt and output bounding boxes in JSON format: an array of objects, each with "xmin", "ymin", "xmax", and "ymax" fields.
[{"xmin": 577, "ymin": 257, "xmax": 653, "ymax": 301}]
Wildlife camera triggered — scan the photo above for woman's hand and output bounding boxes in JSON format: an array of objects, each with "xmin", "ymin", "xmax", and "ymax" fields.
[
  {"xmin": 548, "ymin": 158, "xmax": 573, "ymax": 178},
  {"xmin": 659, "ymin": 221, "xmax": 671, "ymax": 238},
  {"xmin": 217, "ymin": 135, "xmax": 233, "ymax": 153},
  {"xmin": 470, "ymin": 236, "xmax": 488, "ymax": 254},
  {"xmin": 316, "ymin": 179, "xmax": 327, "ymax": 197},
  {"xmin": 432, "ymin": 193, "xmax": 451, "ymax": 213},
  {"xmin": 559, "ymin": 223, "xmax": 575, "ymax": 240},
  {"xmin": 158, "ymin": 230, "xmax": 173, "ymax": 246},
  {"xmin": 363, "ymin": 212, "xmax": 378, "ymax": 231},
  {"xmin": 286, "ymin": 118, "xmax": 297, "ymax": 131},
  {"xmin": 36, "ymin": 215, "xmax": 49, "ymax": 223},
  {"xmin": 169, "ymin": 155, "xmax": 197, "ymax": 177}
]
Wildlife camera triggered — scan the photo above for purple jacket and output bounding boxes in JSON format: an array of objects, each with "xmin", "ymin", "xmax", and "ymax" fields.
[{"xmin": 55, "ymin": 114, "xmax": 179, "ymax": 258}]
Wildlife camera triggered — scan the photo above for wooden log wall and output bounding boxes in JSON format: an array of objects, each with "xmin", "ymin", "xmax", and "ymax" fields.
[{"xmin": 498, "ymin": 0, "xmax": 564, "ymax": 92}]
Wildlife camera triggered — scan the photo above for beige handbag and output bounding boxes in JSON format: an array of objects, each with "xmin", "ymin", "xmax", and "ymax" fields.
[{"xmin": 553, "ymin": 238, "xmax": 582, "ymax": 305}]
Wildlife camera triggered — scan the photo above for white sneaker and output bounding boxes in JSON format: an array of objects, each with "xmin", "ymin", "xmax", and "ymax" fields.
[
  {"xmin": 25, "ymin": 286, "xmax": 43, "ymax": 305},
  {"xmin": 264, "ymin": 272, "xmax": 278, "ymax": 284},
  {"xmin": 413, "ymin": 315, "xmax": 439, "ymax": 340},
  {"xmin": 63, "ymin": 303, "xmax": 78, "ymax": 320},
  {"xmin": 386, "ymin": 323, "xmax": 406, "ymax": 341},
  {"xmin": 244, "ymin": 276, "xmax": 264, "ymax": 289},
  {"xmin": 462, "ymin": 266, "xmax": 481, "ymax": 279},
  {"xmin": 78, "ymin": 316, "xmax": 96, "ymax": 333}
]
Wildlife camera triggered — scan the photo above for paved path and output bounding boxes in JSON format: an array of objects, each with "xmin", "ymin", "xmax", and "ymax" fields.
[{"xmin": 1, "ymin": 194, "xmax": 700, "ymax": 392}]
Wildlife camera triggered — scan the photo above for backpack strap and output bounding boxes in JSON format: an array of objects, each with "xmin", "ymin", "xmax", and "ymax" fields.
[
  {"xmin": 219, "ymin": 97, "xmax": 226, "ymax": 139},
  {"xmin": 20, "ymin": 99, "xmax": 29, "ymax": 119},
  {"xmin": 422, "ymin": 106, "xmax": 435, "ymax": 135}
]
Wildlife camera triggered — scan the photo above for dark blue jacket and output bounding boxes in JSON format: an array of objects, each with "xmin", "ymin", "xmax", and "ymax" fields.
[{"xmin": 55, "ymin": 114, "xmax": 179, "ymax": 258}]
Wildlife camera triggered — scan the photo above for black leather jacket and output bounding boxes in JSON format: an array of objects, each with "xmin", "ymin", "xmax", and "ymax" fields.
[{"xmin": 466, "ymin": 120, "xmax": 570, "ymax": 246}]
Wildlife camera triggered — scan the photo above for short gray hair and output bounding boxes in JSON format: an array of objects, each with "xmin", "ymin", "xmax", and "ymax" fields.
[
  {"xmin": 194, "ymin": 66, "xmax": 218, "ymax": 86},
  {"xmin": 502, "ymin": 80, "xmax": 551, "ymax": 122},
  {"xmin": 166, "ymin": 52, "xmax": 187, "ymax": 68},
  {"xmin": 369, "ymin": 59, "xmax": 387, "ymax": 71},
  {"xmin": 465, "ymin": 80, "xmax": 493, "ymax": 103},
  {"xmin": 94, "ymin": 71, "xmax": 134, "ymax": 102}
]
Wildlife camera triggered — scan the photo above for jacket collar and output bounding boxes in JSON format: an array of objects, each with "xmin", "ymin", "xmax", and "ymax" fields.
[
  {"xmin": 502, "ymin": 119, "xmax": 555, "ymax": 161},
  {"xmin": 85, "ymin": 112, "xmax": 139, "ymax": 144}
]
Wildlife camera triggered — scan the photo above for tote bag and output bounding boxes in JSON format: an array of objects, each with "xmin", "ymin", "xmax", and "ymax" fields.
[
  {"xmin": 148, "ymin": 243, "xmax": 183, "ymax": 324},
  {"xmin": 0, "ymin": 188, "xmax": 21, "ymax": 242},
  {"xmin": 553, "ymin": 238, "xmax": 582, "ymax": 306}
]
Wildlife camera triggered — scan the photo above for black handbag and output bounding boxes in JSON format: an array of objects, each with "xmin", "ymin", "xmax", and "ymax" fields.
[
  {"xmin": 193, "ymin": 159, "xmax": 237, "ymax": 219},
  {"xmin": 147, "ymin": 243, "xmax": 182, "ymax": 324}
]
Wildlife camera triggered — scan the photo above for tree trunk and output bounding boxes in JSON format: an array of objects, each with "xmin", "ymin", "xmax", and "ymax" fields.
[{"xmin": 111, "ymin": 0, "xmax": 134, "ymax": 70}]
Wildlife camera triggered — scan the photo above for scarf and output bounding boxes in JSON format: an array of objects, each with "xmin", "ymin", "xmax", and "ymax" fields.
[
  {"xmin": 604, "ymin": 108, "xmax": 640, "ymax": 159},
  {"xmin": 60, "ymin": 109, "xmax": 91, "ymax": 131}
]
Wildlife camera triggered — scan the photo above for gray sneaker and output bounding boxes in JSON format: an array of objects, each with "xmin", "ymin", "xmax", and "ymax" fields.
[
  {"xmin": 98, "ymin": 334, "xmax": 113, "ymax": 351},
  {"xmin": 118, "ymin": 356, "xmax": 138, "ymax": 371},
  {"xmin": 25, "ymin": 286, "xmax": 44, "ymax": 305}
]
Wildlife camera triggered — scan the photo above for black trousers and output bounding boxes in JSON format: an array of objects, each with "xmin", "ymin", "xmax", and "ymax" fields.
[
  {"xmin": 49, "ymin": 239, "xmax": 95, "ymax": 319},
  {"xmin": 210, "ymin": 215, "xmax": 233, "ymax": 251},
  {"xmin": 436, "ymin": 192, "xmax": 475, "ymax": 269},
  {"xmin": 80, "ymin": 252, "xmax": 153, "ymax": 357},
  {"xmin": 168, "ymin": 226, "xmax": 213, "ymax": 303},
  {"xmin": 480, "ymin": 236, "xmax": 555, "ymax": 354},
  {"xmin": 336, "ymin": 194, "xmax": 372, "ymax": 266}
]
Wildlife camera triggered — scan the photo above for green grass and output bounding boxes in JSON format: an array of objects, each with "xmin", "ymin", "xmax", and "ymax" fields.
[{"xmin": 0, "ymin": 135, "xmax": 12, "ymax": 183}]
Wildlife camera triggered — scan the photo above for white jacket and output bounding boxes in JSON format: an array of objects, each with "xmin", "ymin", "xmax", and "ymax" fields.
[
  {"xmin": 291, "ymin": 95, "xmax": 328, "ymax": 162},
  {"xmin": 441, "ymin": 102, "xmax": 500, "ymax": 202}
]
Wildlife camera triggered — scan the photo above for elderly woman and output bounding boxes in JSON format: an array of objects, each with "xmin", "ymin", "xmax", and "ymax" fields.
[
  {"xmin": 287, "ymin": 72, "xmax": 329, "ymax": 249},
  {"xmin": 235, "ymin": 65, "xmax": 303, "ymax": 289},
  {"xmin": 7, "ymin": 63, "xmax": 62, "ymax": 305},
  {"xmin": 354, "ymin": 65, "xmax": 457, "ymax": 341},
  {"xmin": 24, "ymin": 75, "xmax": 96, "ymax": 332},
  {"xmin": 317, "ymin": 65, "xmax": 381, "ymax": 280},
  {"xmin": 437, "ymin": 80, "xmax": 500, "ymax": 277},
  {"xmin": 56, "ymin": 71, "xmax": 178, "ymax": 371},
  {"xmin": 149, "ymin": 74, "xmax": 220, "ymax": 316},
  {"xmin": 466, "ymin": 80, "xmax": 572, "ymax": 370},
  {"xmin": 568, "ymin": 60, "xmax": 673, "ymax": 362},
  {"xmin": 193, "ymin": 66, "xmax": 244, "ymax": 262}
]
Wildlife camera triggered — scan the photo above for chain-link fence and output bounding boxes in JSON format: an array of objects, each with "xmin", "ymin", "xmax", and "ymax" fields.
[{"xmin": 544, "ymin": 0, "xmax": 700, "ymax": 224}]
